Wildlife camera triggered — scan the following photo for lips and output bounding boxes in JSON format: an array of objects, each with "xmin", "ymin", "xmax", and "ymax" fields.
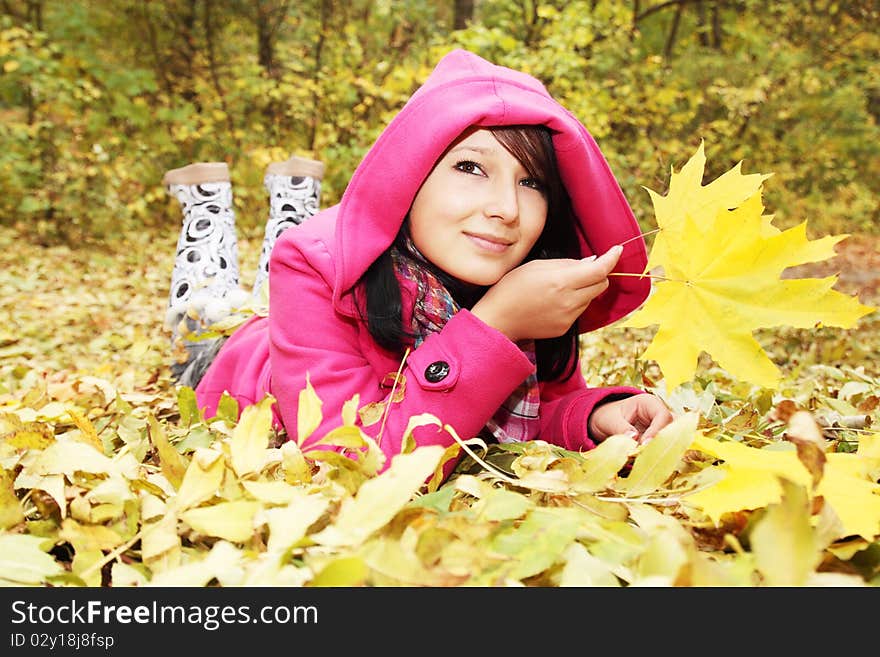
[{"xmin": 464, "ymin": 232, "xmax": 514, "ymax": 253}]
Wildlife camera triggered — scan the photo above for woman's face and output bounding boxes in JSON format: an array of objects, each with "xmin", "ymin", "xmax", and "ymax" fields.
[{"xmin": 408, "ymin": 127, "xmax": 548, "ymax": 286}]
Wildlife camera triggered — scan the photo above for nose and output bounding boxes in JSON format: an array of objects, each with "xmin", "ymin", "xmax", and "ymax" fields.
[{"xmin": 483, "ymin": 178, "xmax": 519, "ymax": 223}]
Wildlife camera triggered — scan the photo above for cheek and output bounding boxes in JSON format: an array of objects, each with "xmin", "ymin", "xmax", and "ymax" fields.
[{"xmin": 521, "ymin": 205, "xmax": 548, "ymax": 249}]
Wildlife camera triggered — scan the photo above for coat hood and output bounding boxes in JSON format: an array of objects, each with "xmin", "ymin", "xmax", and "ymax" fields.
[{"xmin": 333, "ymin": 48, "xmax": 650, "ymax": 333}]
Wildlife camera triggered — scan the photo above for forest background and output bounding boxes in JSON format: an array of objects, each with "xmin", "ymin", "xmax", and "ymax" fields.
[
  {"xmin": 2, "ymin": 0, "xmax": 878, "ymax": 244},
  {"xmin": 1, "ymin": 0, "xmax": 880, "ymax": 588}
]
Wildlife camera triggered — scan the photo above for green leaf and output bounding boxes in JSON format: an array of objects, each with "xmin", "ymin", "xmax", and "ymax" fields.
[
  {"xmin": 148, "ymin": 414, "xmax": 187, "ymax": 490},
  {"xmin": 488, "ymin": 507, "xmax": 583, "ymax": 582},
  {"xmin": 176, "ymin": 386, "xmax": 200, "ymax": 428},
  {"xmin": 215, "ymin": 392, "xmax": 240, "ymax": 426}
]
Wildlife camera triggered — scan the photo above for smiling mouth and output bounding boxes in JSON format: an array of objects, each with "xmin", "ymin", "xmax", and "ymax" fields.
[{"xmin": 464, "ymin": 232, "xmax": 514, "ymax": 252}]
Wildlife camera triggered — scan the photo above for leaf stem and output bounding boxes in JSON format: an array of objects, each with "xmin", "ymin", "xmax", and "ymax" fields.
[
  {"xmin": 618, "ymin": 227, "xmax": 662, "ymax": 247},
  {"xmin": 608, "ymin": 272, "xmax": 686, "ymax": 283},
  {"xmin": 80, "ymin": 530, "xmax": 144, "ymax": 581}
]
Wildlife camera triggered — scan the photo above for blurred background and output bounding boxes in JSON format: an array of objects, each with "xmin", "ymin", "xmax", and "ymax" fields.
[{"xmin": 0, "ymin": 0, "xmax": 877, "ymax": 247}]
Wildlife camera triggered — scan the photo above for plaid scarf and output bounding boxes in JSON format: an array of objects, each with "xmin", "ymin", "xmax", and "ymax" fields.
[{"xmin": 391, "ymin": 237, "xmax": 540, "ymax": 443}]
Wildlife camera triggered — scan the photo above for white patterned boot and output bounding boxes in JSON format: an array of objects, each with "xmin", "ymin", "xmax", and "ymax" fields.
[
  {"xmin": 163, "ymin": 162, "xmax": 249, "ymax": 351},
  {"xmin": 252, "ymin": 155, "xmax": 325, "ymax": 301}
]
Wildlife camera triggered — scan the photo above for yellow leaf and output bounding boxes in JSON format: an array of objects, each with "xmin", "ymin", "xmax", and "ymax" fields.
[
  {"xmin": 401, "ymin": 412, "xmax": 442, "ymax": 454},
  {"xmin": 785, "ymin": 411, "xmax": 827, "ymax": 489},
  {"xmin": 241, "ymin": 480, "xmax": 299, "ymax": 505},
  {"xmin": 76, "ymin": 376, "xmax": 117, "ymax": 406},
  {"xmin": 360, "ymin": 536, "xmax": 463, "ymax": 586},
  {"xmin": 23, "ymin": 439, "xmax": 115, "ymax": 477},
  {"xmin": 577, "ymin": 433, "xmax": 639, "ymax": 493},
  {"xmin": 312, "ymin": 424, "xmax": 367, "ymax": 448},
  {"xmin": 230, "ymin": 396, "xmax": 274, "ymax": 478},
  {"xmin": 0, "ymin": 469, "xmax": 24, "ymax": 529},
  {"xmin": 141, "ymin": 512, "xmax": 180, "ymax": 564},
  {"xmin": 856, "ymin": 431, "xmax": 880, "ymax": 480},
  {"xmin": 66, "ymin": 408, "xmax": 105, "ymax": 453},
  {"xmin": 616, "ymin": 412, "xmax": 698, "ymax": 497},
  {"xmin": 59, "ymin": 517, "xmax": 124, "ymax": 552},
  {"xmin": 0, "ymin": 533, "xmax": 64, "ymax": 585},
  {"xmin": 33, "ymin": 401, "xmax": 71, "ymax": 421},
  {"xmin": 3, "ymin": 420, "xmax": 54, "ymax": 450},
  {"xmin": 297, "ymin": 374, "xmax": 322, "ymax": 446},
  {"xmin": 622, "ymin": 144, "xmax": 876, "ymax": 389},
  {"xmin": 148, "ymin": 541, "xmax": 243, "ymax": 587},
  {"xmin": 644, "ymin": 141, "xmax": 770, "ymax": 275},
  {"xmin": 559, "ymin": 542, "xmax": 621, "ymax": 587},
  {"xmin": 309, "ymin": 556, "xmax": 369, "ymax": 586},
  {"xmin": 111, "ymin": 561, "xmax": 148, "ymax": 587},
  {"xmin": 14, "ymin": 473, "xmax": 66, "ymax": 518},
  {"xmin": 815, "ymin": 464, "xmax": 880, "ymax": 541},
  {"xmin": 750, "ymin": 478, "xmax": 820, "ymax": 586},
  {"xmin": 171, "ymin": 448, "xmax": 225, "ymax": 511},
  {"xmin": 280, "ymin": 441, "xmax": 312, "ymax": 484},
  {"xmin": 265, "ymin": 492, "xmax": 329, "ymax": 554},
  {"xmin": 312, "ymin": 445, "xmax": 444, "ymax": 547},
  {"xmin": 341, "ymin": 394, "xmax": 360, "ymax": 426},
  {"xmin": 148, "ymin": 414, "xmax": 187, "ymax": 489},
  {"xmin": 180, "ymin": 501, "xmax": 261, "ymax": 543},
  {"xmin": 685, "ymin": 434, "xmax": 880, "ymax": 540},
  {"xmin": 635, "ymin": 529, "xmax": 689, "ymax": 583}
]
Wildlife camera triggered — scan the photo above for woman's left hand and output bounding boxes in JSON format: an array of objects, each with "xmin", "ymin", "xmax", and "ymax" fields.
[{"xmin": 588, "ymin": 393, "xmax": 675, "ymax": 445}]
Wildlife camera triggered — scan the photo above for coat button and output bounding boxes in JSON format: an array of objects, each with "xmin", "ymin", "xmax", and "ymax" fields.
[{"xmin": 424, "ymin": 361, "xmax": 450, "ymax": 383}]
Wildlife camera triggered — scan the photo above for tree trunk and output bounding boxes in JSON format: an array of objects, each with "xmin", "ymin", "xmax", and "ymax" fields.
[
  {"xmin": 256, "ymin": 2, "xmax": 275, "ymax": 77},
  {"xmin": 453, "ymin": 0, "xmax": 474, "ymax": 30},
  {"xmin": 308, "ymin": 0, "xmax": 331, "ymax": 152},
  {"xmin": 711, "ymin": 2, "xmax": 723, "ymax": 49},
  {"xmin": 1, "ymin": 0, "xmax": 43, "ymax": 28},
  {"xmin": 252, "ymin": 1, "xmax": 291, "ymax": 79},
  {"xmin": 697, "ymin": 0, "xmax": 709, "ymax": 46},
  {"xmin": 663, "ymin": 2, "xmax": 684, "ymax": 60},
  {"xmin": 204, "ymin": 0, "xmax": 235, "ymax": 138}
]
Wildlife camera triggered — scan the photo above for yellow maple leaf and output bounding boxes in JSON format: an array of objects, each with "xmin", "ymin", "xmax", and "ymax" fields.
[
  {"xmin": 621, "ymin": 142, "xmax": 876, "ymax": 390},
  {"xmin": 684, "ymin": 434, "xmax": 880, "ymax": 541}
]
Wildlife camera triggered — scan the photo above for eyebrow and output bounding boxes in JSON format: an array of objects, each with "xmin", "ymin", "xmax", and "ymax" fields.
[{"xmin": 448, "ymin": 145, "xmax": 496, "ymax": 156}]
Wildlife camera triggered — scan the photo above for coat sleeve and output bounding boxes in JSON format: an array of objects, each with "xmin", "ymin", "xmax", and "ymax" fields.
[{"xmin": 268, "ymin": 234, "xmax": 537, "ymax": 472}]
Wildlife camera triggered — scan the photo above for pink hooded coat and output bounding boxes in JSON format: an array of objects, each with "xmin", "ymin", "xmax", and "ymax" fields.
[{"xmin": 194, "ymin": 49, "xmax": 650, "ymax": 470}]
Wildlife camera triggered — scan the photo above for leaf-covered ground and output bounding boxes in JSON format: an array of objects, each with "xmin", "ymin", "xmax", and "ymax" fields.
[{"xmin": 1, "ymin": 224, "xmax": 879, "ymax": 587}]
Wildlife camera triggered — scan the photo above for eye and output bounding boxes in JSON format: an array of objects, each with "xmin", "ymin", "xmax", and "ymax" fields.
[
  {"xmin": 454, "ymin": 160, "xmax": 486, "ymax": 176},
  {"xmin": 520, "ymin": 177, "xmax": 545, "ymax": 193}
]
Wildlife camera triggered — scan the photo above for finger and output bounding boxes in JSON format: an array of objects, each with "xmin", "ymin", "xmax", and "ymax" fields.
[
  {"xmin": 639, "ymin": 410, "xmax": 674, "ymax": 444},
  {"xmin": 570, "ymin": 245, "xmax": 622, "ymax": 288},
  {"xmin": 569, "ymin": 279, "xmax": 610, "ymax": 311}
]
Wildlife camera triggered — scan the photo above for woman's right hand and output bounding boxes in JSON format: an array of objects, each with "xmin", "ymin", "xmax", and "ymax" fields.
[{"xmin": 471, "ymin": 245, "xmax": 622, "ymax": 342}]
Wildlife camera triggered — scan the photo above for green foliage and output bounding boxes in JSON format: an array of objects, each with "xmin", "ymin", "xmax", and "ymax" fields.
[{"xmin": 0, "ymin": 1, "xmax": 877, "ymax": 244}]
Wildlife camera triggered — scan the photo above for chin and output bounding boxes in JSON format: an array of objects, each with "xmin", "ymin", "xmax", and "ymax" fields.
[{"xmin": 456, "ymin": 271, "xmax": 505, "ymax": 287}]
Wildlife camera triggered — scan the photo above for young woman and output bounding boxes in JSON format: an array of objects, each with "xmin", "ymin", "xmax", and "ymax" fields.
[{"xmin": 165, "ymin": 48, "xmax": 673, "ymax": 476}]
